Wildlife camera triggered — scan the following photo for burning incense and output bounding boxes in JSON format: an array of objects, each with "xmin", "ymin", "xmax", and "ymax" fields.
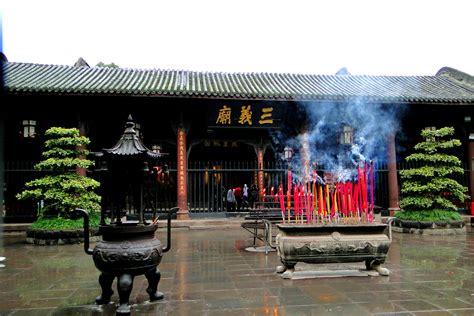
[
  {"xmin": 278, "ymin": 185, "xmax": 285, "ymax": 222},
  {"xmin": 369, "ymin": 160, "xmax": 374, "ymax": 222},
  {"xmin": 272, "ymin": 158, "xmax": 377, "ymax": 225},
  {"xmin": 287, "ymin": 170, "xmax": 292, "ymax": 222}
]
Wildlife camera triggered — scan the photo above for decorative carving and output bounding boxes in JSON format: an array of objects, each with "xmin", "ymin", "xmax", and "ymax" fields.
[
  {"xmin": 92, "ymin": 236, "xmax": 162, "ymax": 273},
  {"xmin": 294, "ymin": 240, "xmax": 381, "ymax": 254}
]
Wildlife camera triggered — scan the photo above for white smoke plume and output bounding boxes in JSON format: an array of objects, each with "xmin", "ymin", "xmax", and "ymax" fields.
[{"xmin": 275, "ymin": 99, "xmax": 404, "ymax": 182}]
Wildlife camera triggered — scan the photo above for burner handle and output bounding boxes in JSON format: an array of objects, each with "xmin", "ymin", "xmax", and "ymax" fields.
[{"xmin": 162, "ymin": 207, "xmax": 179, "ymax": 253}]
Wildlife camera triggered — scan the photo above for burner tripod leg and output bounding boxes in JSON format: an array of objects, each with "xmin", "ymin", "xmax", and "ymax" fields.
[
  {"xmin": 95, "ymin": 272, "xmax": 114, "ymax": 304},
  {"xmin": 145, "ymin": 267, "xmax": 164, "ymax": 301},
  {"xmin": 116, "ymin": 273, "xmax": 134, "ymax": 314}
]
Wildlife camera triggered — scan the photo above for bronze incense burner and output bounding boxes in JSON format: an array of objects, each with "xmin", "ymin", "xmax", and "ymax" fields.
[
  {"xmin": 73, "ymin": 208, "xmax": 176, "ymax": 314},
  {"xmin": 74, "ymin": 115, "xmax": 176, "ymax": 314}
]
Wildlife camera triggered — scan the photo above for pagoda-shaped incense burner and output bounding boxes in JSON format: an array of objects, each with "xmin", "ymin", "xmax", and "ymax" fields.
[{"xmin": 74, "ymin": 115, "xmax": 177, "ymax": 315}]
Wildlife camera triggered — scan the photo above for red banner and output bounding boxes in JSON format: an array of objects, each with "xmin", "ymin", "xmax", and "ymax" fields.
[{"xmin": 177, "ymin": 128, "xmax": 188, "ymax": 211}]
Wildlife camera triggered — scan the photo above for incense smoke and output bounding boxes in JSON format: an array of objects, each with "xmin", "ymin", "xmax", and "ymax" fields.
[{"xmin": 275, "ymin": 99, "xmax": 403, "ymax": 182}]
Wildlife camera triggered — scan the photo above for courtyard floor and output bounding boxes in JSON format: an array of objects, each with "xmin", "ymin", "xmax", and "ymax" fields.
[{"xmin": 2, "ymin": 224, "xmax": 474, "ymax": 315}]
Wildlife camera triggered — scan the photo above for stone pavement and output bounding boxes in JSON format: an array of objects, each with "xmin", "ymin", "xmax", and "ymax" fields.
[
  {"xmin": 0, "ymin": 218, "xmax": 246, "ymax": 232},
  {"xmin": 1, "ymin": 223, "xmax": 474, "ymax": 315}
]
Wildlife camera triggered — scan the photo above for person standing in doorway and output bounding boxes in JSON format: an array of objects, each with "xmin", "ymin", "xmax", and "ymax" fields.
[
  {"xmin": 226, "ymin": 186, "xmax": 236, "ymax": 212},
  {"xmin": 242, "ymin": 184, "xmax": 249, "ymax": 209},
  {"xmin": 249, "ymin": 184, "xmax": 258, "ymax": 209},
  {"xmin": 234, "ymin": 185, "xmax": 242, "ymax": 212}
]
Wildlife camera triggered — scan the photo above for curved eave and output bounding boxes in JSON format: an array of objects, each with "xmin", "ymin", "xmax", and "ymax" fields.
[
  {"xmin": 4, "ymin": 88, "xmax": 473, "ymax": 105},
  {"xmin": 146, "ymin": 152, "xmax": 167, "ymax": 159},
  {"xmin": 4, "ymin": 61, "xmax": 474, "ymax": 104}
]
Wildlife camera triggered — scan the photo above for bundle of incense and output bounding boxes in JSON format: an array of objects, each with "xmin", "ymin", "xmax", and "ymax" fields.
[
  {"xmin": 293, "ymin": 185, "xmax": 299, "ymax": 223},
  {"xmin": 306, "ymin": 187, "xmax": 312, "ymax": 224},
  {"xmin": 276, "ymin": 160, "xmax": 378, "ymax": 225},
  {"xmin": 312, "ymin": 181, "xmax": 317, "ymax": 224},
  {"xmin": 369, "ymin": 160, "xmax": 375, "ymax": 222},
  {"xmin": 278, "ymin": 185, "xmax": 285, "ymax": 222},
  {"xmin": 287, "ymin": 169, "xmax": 292, "ymax": 223},
  {"xmin": 312, "ymin": 166, "xmax": 318, "ymax": 224},
  {"xmin": 299, "ymin": 186, "xmax": 305, "ymax": 223}
]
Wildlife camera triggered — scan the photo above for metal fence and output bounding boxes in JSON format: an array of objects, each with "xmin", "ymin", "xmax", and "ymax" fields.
[
  {"xmin": 4, "ymin": 161, "xmax": 41, "ymax": 222},
  {"xmin": 3, "ymin": 160, "xmax": 471, "ymax": 221},
  {"xmin": 187, "ymin": 161, "xmax": 391, "ymax": 213}
]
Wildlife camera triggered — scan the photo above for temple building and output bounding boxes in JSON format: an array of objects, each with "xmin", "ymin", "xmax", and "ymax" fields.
[{"xmin": 1, "ymin": 58, "xmax": 473, "ymax": 222}]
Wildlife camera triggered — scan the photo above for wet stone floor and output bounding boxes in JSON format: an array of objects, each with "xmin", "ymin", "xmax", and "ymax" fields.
[{"xmin": 2, "ymin": 226, "xmax": 474, "ymax": 315}]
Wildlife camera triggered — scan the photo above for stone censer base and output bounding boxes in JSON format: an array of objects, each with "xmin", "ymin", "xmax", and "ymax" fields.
[{"xmin": 275, "ymin": 223, "xmax": 391, "ymax": 279}]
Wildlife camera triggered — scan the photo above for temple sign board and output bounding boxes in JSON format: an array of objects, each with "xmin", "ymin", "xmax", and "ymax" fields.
[{"xmin": 208, "ymin": 103, "xmax": 283, "ymax": 129}]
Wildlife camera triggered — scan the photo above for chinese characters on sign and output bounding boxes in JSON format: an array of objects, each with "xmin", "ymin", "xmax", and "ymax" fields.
[
  {"xmin": 177, "ymin": 128, "xmax": 187, "ymax": 210},
  {"xmin": 257, "ymin": 148, "xmax": 264, "ymax": 197},
  {"xmin": 238, "ymin": 105, "xmax": 253, "ymax": 125},
  {"xmin": 203, "ymin": 140, "xmax": 239, "ymax": 147},
  {"xmin": 258, "ymin": 107, "xmax": 273, "ymax": 124},
  {"xmin": 210, "ymin": 104, "xmax": 281, "ymax": 128},
  {"xmin": 216, "ymin": 105, "xmax": 232, "ymax": 125}
]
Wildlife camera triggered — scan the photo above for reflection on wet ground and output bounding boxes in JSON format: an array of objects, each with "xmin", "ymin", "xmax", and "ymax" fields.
[{"xmin": 2, "ymin": 226, "xmax": 474, "ymax": 315}]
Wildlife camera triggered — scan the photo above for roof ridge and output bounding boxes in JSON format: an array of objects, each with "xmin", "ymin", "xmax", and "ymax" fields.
[
  {"xmin": 3, "ymin": 61, "xmax": 458, "ymax": 81},
  {"xmin": 3, "ymin": 61, "xmax": 474, "ymax": 103}
]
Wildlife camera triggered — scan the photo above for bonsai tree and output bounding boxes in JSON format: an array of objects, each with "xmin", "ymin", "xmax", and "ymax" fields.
[
  {"xmin": 397, "ymin": 126, "xmax": 468, "ymax": 222},
  {"xmin": 16, "ymin": 127, "xmax": 101, "ymax": 229}
]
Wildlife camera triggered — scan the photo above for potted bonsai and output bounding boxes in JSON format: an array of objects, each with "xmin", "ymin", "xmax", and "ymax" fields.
[
  {"xmin": 395, "ymin": 126, "xmax": 468, "ymax": 232},
  {"xmin": 16, "ymin": 127, "xmax": 101, "ymax": 244}
]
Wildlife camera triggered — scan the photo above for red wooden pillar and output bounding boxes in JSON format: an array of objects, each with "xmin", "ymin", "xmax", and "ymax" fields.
[
  {"xmin": 257, "ymin": 147, "xmax": 264, "ymax": 198},
  {"xmin": 176, "ymin": 127, "xmax": 189, "ymax": 219},
  {"xmin": 387, "ymin": 132, "xmax": 400, "ymax": 216}
]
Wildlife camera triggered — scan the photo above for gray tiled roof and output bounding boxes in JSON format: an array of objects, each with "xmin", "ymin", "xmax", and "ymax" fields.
[{"xmin": 3, "ymin": 62, "xmax": 474, "ymax": 103}]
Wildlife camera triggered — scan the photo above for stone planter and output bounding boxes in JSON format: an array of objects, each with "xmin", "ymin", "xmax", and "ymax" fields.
[
  {"xmin": 392, "ymin": 218, "xmax": 466, "ymax": 235},
  {"xmin": 448, "ymin": 220, "xmax": 465, "ymax": 228},
  {"xmin": 400, "ymin": 220, "xmax": 420, "ymax": 228},
  {"xmin": 418, "ymin": 221, "xmax": 434, "ymax": 229},
  {"xmin": 274, "ymin": 223, "xmax": 391, "ymax": 279},
  {"xmin": 26, "ymin": 227, "xmax": 100, "ymax": 245}
]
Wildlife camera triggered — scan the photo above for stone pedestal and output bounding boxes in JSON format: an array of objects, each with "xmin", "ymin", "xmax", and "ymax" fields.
[
  {"xmin": 388, "ymin": 207, "xmax": 400, "ymax": 217},
  {"xmin": 176, "ymin": 209, "xmax": 190, "ymax": 220}
]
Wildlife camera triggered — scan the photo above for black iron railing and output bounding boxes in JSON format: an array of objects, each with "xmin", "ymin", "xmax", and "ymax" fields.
[{"xmin": 3, "ymin": 160, "xmax": 471, "ymax": 220}]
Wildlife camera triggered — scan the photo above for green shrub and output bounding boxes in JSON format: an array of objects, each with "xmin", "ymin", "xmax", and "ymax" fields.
[
  {"xmin": 30, "ymin": 212, "xmax": 101, "ymax": 230},
  {"xmin": 397, "ymin": 127, "xmax": 467, "ymax": 221},
  {"xmin": 16, "ymin": 127, "xmax": 101, "ymax": 226}
]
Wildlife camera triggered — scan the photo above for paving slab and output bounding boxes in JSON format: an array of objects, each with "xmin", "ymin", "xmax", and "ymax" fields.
[{"xmin": 1, "ymin": 224, "xmax": 474, "ymax": 315}]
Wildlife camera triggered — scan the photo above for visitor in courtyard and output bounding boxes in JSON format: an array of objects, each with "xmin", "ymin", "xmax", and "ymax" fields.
[
  {"xmin": 242, "ymin": 184, "xmax": 249, "ymax": 209},
  {"xmin": 234, "ymin": 185, "xmax": 242, "ymax": 211},
  {"xmin": 226, "ymin": 186, "xmax": 236, "ymax": 212},
  {"xmin": 249, "ymin": 184, "xmax": 258, "ymax": 209}
]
